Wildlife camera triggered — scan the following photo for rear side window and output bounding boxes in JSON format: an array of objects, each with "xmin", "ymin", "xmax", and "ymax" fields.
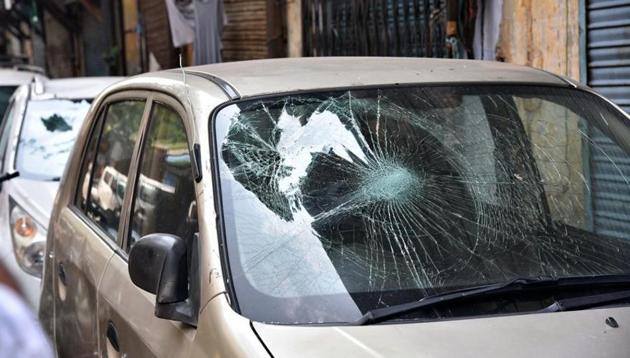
[
  {"xmin": 83, "ymin": 101, "xmax": 145, "ymax": 240},
  {"xmin": 127, "ymin": 104, "xmax": 196, "ymax": 252}
]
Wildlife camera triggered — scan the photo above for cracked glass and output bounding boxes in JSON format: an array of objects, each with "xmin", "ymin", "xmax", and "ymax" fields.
[
  {"xmin": 16, "ymin": 99, "xmax": 92, "ymax": 180},
  {"xmin": 213, "ymin": 85, "xmax": 630, "ymax": 324}
]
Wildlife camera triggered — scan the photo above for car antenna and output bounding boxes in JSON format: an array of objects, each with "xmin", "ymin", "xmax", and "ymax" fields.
[{"xmin": 179, "ymin": 51, "xmax": 194, "ymax": 115}]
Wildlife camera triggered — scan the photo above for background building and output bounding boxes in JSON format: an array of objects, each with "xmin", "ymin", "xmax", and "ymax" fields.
[{"xmin": 1, "ymin": 0, "xmax": 629, "ymax": 239}]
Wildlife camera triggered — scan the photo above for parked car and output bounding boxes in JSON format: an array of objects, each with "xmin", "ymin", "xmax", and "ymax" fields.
[
  {"xmin": 0, "ymin": 77, "xmax": 121, "ymax": 309},
  {"xmin": 40, "ymin": 58, "xmax": 630, "ymax": 357},
  {"xmin": 0, "ymin": 66, "xmax": 46, "ymax": 120}
]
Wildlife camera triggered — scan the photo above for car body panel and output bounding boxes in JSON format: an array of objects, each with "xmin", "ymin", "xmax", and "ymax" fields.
[
  {"xmin": 98, "ymin": 254, "xmax": 197, "ymax": 357},
  {"xmin": 0, "ymin": 178, "xmax": 57, "ymax": 307},
  {"xmin": 0, "ymin": 68, "xmax": 45, "ymax": 86},
  {"xmin": 253, "ymin": 307, "xmax": 630, "ymax": 358},
  {"xmin": 176, "ymin": 57, "xmax": 569, "ymax": 98},
  {"xmin": 7, "ymin": 178, "xmax": 59, "ymax": 225},
  {"xmin": 50, "ymin": 207, "xmax": 114, "ymax": 356},
  {"xmin": 0, "ymin": 188, "xmax": 41, "ymax": 307},
  {"xmin": 35, "ymin": 77, "xmax": 123, "ymax": 99},
  {"xmin": 191, "ymin": 294, "xmax": 271, "ymax": 357}
]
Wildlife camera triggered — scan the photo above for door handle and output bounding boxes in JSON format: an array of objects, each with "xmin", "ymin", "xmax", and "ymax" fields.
[
  {"xmin": 57, "ymin": 262, "xmax": 67, "ymax": 286},
  {"xmin": 106, "ymin": 320, "xmax": 120, "ymax": 352}
]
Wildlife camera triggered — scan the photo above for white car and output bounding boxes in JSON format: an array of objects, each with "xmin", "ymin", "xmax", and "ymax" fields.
[{"xmin": 0, "ymin": 76, "xmax": 121, "ymax": 309}]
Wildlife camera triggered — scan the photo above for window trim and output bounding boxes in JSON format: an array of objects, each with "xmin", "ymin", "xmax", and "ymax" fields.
[
  {"xmin": 69, "ymin": 91, "xmax": 152, "ymax": 252},
  {"xmin": 67, "ymin": 89, "xmax": 197, "ymax": 262},
  {"xmin": 73, "ymin": 102, "xmax": 106, "ymax": 211},
  {"xmin": 119, "ymin": 92, "xmax": 195, "ymax": 258}
]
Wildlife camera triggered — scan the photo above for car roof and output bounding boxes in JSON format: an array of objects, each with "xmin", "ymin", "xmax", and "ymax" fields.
[
  {"xmin": 31, "ymin": 77, "xmax": 124, "ymax": 99},
  {"xmin": 0, "ymin": 68, "xmax": 44, "ymax": 86},
  {"xmin": 176, "ymin": 57, "xmax": 572, "ymax": 99}
]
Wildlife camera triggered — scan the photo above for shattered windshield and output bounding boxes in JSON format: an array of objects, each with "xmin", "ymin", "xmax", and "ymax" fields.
[
  {"xmin": 213, "ymin": 85, "xmax": 630, "ymax": 324},
  {"xmin": 16, "ymin": 99, "xmax": 92, "ymax": 180}
]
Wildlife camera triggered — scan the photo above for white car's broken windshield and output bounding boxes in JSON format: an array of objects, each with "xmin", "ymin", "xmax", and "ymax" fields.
[
  {"xmin": 16, "ymin": 99, "xmax": 91, "ymax": 180},
  {"xmin": 213, "ymin": 85, "xmax": 630, "ymax": 324}
]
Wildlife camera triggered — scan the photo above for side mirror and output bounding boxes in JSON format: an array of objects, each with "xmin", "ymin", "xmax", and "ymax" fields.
[
  {"xmin": 129, "ymin": 233, "xmax": 199, "ymax": 325},
  {"xmin": 129, "ymin": 233, "xmax": 188, "ymax": 303}
]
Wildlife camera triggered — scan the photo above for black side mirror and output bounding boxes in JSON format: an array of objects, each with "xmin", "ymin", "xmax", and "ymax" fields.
[{"xmin": 129, "ymin": 233, "xmax": 199, "ymax": 325}]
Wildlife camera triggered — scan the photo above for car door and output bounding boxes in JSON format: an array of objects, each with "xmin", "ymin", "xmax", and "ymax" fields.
[
  {"xmin": 48, "ymin": 95, "xmax": 148, "ymax": 357},
  {"xmin": 97, "ymin": 95, "xmax": 198, "ymax": 358}
]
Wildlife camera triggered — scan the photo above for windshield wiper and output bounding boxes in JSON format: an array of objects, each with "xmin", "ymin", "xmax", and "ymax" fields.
[
  {"xmin": 541, "ymin": 289, "xmax": 630, "ymax": 312},
  {"xmin": 0, "ymin": 171, "xmax": 19, "ymax": 183},
  {"xmin": 355, "ymin": 275, "xmax": 630, "ymax": 325}
]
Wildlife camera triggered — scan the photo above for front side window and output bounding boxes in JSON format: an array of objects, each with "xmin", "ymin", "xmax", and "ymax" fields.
[
  {"xmin": 15, "ymin": 99, "xmax": 92, "ymax": 180},
  {"xmin": 214, "ymin": 85, "xmax": 630, "ymax": 324},
  {"xmin": 128, "ymin": 104, "xmax": 196, "ymax": 251},
  {"xmin": 86, "ymin": 100, "xmax": 145, "ymax": 240}
]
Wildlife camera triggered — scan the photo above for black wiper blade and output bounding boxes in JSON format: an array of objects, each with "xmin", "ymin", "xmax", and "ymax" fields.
[
  {"xmin": 355, "ymin": 277, "xmax": 538, "ymax": 325},
  {"xmin": 541, "ymin": 289, "xmax": 630, "ymax": 313},
  {"xmin": 355, "ymin": 274, "xmax": 630, "ymax": 325},
  {"xmin": 0, "ymin": 171, "xmax": 19, "ymax": 183}
]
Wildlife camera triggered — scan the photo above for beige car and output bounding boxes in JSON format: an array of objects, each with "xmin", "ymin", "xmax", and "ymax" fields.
[{"xmin": 40, "ymin": 58, "xmax": 630, "ymax": 357}]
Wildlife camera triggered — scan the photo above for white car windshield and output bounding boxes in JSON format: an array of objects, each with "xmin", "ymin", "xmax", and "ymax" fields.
[
  {"xmin": 214, "ymin": 85, "xmax": 630, "ymax": 324},
  {"xmin": 16, "ymin": 99, "xmax": 91, "ymax": 180}
]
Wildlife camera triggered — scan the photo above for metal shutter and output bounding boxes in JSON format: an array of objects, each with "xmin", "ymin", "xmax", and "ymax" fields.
[
  {"xmin": 586, "ymin": 0, "xmax": 630, "ymax": 239},
  {"xmin": 302, "ymin": 0, "xmax": 447, "ymax": 57}
]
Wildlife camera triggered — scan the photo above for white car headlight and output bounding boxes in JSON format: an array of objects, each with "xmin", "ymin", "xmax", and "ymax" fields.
[{"xmin": 9, "ymin": 199, "xmax": 46, "ymax": 278}]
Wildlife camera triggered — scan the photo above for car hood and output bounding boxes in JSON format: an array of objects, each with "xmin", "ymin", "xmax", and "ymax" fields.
[
  {"xmin": 7, "ymin": 177, "xmax": 59, "ymax": 227},
  {"xmin": 253, "ymin": 307, "xmax": 630, "ymax": 357}
]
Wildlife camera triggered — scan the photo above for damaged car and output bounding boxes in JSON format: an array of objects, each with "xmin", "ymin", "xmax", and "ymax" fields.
[{"xmin": 40, "ymin": 58, "xmax": 630, "ymax": 357}]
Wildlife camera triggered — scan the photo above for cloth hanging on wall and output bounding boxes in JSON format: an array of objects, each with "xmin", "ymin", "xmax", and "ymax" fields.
[
  {"xmin": 193, "ymin": 0, "xmax": 224, "ymax": 65},
  {"xmin": 164, "ymin": 0, "xmax": 195, "ymax": 48},
  {"xmin": 473, "ymin": 0, "xmax": 503, "ymax": 60}
]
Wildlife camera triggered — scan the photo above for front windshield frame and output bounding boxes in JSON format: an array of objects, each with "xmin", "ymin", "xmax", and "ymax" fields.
[
  {"xmin": 13, "ymin": 97, "xmax": 93, "ymax": 181},
  {"xmin": 209, "ymin": 82, "xmax": 630, "ymax": 325}
]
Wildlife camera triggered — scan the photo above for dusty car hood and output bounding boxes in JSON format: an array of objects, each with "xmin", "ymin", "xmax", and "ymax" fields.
[
  {"xmin": 253, "ymin": 307, "xmax": 630, "ymax": 357},
  {"xmin": 7, "ymin": 178, "xmax": 59, "ymax": 227}
]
